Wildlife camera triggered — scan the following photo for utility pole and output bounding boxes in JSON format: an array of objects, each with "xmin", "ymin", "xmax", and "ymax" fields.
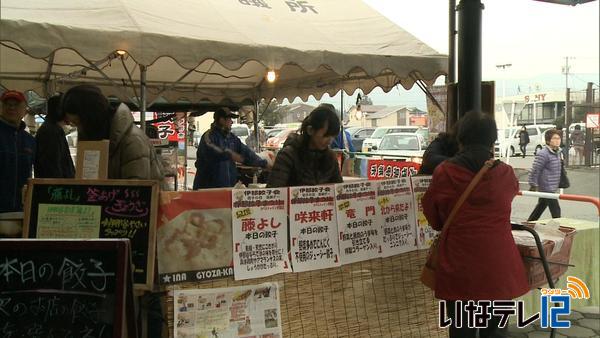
[{"xmin": 562, "ymin": 57, "xmax": 575, "ymax": 126}]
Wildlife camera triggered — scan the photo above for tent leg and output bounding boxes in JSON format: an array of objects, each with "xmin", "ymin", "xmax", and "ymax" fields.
[
  {"xmin": 140, "ymin": 65, "xmax": 147, "ymax": 131},
  {"xmin": 457, "ymin": 0, "xmax": 484, "ymax": 117}
]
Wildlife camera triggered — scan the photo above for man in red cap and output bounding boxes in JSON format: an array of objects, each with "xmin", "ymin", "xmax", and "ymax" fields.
[{"xmin": 0, "ymin": 90, "xmax": 36, "ymax": 213}]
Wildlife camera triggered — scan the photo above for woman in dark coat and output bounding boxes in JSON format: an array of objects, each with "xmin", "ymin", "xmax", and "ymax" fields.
[
  {"xmin": 34, "ymin": 94, "xmax": 76, "ymax": 178},
  {"xmin": 267, "ymin": 104, "xmax": 342, "ymax": 187},
  {"xmin": 422, "ymin": 112, "xmax": 529, "ymax": 338}
]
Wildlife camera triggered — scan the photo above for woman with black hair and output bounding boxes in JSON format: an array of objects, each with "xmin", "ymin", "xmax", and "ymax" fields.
[
  {"xmin": 422, "ymin": 111, "xmax": 528, "ymax": 338},
  {"xmin": 34, "ymin": 94, "xmax": 76, "ymax": 178},
  {"xmin": 61, "ymin": 85, "xmax": 164, "ymax": 183},
  {"xmin": 267, "ymin": 104, "xmax": 342, "ymax": 187}
]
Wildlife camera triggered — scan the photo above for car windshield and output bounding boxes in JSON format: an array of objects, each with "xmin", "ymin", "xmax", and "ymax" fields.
[
  {"xmin": 371, "ymin": 128, "xmax": 388, "ymax": 138},
  {"xmin": 231, "ymin": 127, "xmax": 249, "ymax": 137},
  {"xmin": 267, "ymin": 129, "xmax": 283, "ymax": 138},
  {"xmin": 379, "ymin": 135, "xmax": 420, "ymax": 150}
]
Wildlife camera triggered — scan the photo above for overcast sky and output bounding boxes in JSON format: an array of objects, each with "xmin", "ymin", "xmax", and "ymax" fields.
[
  {"xmin": 296, "ymin": 0, "xmax": 599, "ymax": 109},
  {"xmin": 364, "ymin": 0, "xmax": 599, "ymax": 80}
]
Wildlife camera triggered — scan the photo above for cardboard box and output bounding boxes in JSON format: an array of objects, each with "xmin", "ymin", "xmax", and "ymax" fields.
[{"xmin": 76, "ymin": 140, "xmax": 109, "ymax": 179}]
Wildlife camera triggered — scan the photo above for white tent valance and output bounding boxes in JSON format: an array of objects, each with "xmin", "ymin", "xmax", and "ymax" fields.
[{"xmin": 1, "ymin": 0, "xmax": 447, "ymax": 104}]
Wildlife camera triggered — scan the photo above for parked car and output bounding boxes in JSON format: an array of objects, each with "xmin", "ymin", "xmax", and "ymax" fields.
[
  {"xmin": 495, "ymin": 124, "xmax": 555, "ymax": 157},
  {"xmin": 345, "ymin": 127, "xmax": 375, "ymax": 152},
  {"xmin": 264, "ymin": 129, "xmax": 296, "ymax": 150},
  {"xmin": 494, "ymin": 127, "xmax": 518, "ymax": 157},
  {"xmin": 231, "ymin": 123, "xmax": 251, "ymax": 144},
  {"xmin": 362, "ymin": 126, "xmax": 428, "ymax": 152},
  {"xmin": 371, "ymin": 132, "xmax": 425, "ymax": 162},
  {"xmin": 265, "ymin": 128, "xmax": 285, "ymax": 139}
]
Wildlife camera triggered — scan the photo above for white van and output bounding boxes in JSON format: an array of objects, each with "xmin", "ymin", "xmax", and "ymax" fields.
[
  {"xmin": 362, "ymin": 126, "xmax": 428, "ymax": 152},
  {"xmin": 497, "ymin": 124, "xmax": 555, "ymax": 157}
]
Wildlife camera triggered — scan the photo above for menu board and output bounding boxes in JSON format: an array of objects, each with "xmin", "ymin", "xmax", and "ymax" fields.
[
  {"xmin": 23, "ymin": 179, "xmax": 158, "ymax": 289},
  {"xmin": 289, "ymin": 185, "xmax": 340, "ymax": 272},
  {"xmin": 0, "ymin": 239, "xmax": 135, "ymax": 338},
  {"xmin": 410, "ymin": 176, "xmax": 437, "ymax": 249},
  {"xmin": 232, "ymin": 188, "xmax": 290, "ymax": 280},
  {"xmin": 376, "ymin": 178, "xmax": 418, "ymax": 257},
  {"xmin": 335, "ymin": 181, "xmax": 382, "ymax": 265}
]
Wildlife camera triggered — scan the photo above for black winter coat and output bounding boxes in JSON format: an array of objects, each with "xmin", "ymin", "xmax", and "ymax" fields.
[
  {"xmin": 267, "ymin": 134, "xmax": 343, "ymax": 187},
  {"xmin": 34, "ymin": 121, "xmax": 75, "ymax": 178}
]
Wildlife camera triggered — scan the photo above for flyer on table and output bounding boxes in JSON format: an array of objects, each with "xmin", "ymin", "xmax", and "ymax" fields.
[
  {"xmin": 376, "ymin": 178, "xmax": 418, "ymax": 257},
  {"xmin": 232, "ymin": 188, "xmax": 290, "ymax": 280},
  {"xmin": 410, "ymin": 176, "xmax": 437, "ymax": 249},
  {"xmin": 157, "ymin": 190, "xmax": 234, "ymax": 285},
  {"xmin": 289, "ymin": 185, "xmax": 340, "ymax": 272},
  {"xmin": 174, "ymin": 282, "xmax": 283, "ymax": 338},
  {"xmin": 335, "ymin": 181, "xmax": 382, "ymax": 265}
]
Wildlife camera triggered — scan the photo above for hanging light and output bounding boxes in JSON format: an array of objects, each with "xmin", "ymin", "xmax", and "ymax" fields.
[
  {"xmin": 266, "ymin": 70, "xmax": 277, "ymax": 83},
  {"xmin": 116, "ymin": 50, "xmax": 127, "ymax": 56}
]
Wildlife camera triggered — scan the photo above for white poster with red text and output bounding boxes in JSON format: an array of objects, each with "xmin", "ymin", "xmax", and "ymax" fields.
[
  {"xmin": 289, "ymin": 185, "xmax": 340, "ymax": 272},
  {"xmin": 335, "ymin": 181, "xmax": 382, "ymax": 265},
  {"xmin": 410, "ymin": 176, "xmax": 437, "ymax": 249},
  {"xmin": 232, "ymin": 188, "xmax": 290, "ymax": 280},
  {"xmin": 376, "ymin": 178, "xmax": 418, "ymax": 257}
]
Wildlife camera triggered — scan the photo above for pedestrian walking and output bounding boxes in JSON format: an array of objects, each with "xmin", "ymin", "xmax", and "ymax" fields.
[
  {"xmin": 527, "ymin": 129, "xmax": 562, "ymax": 221},
  {"xmin": 570, "ymin": 124, "xmax": 585, "ymax": 165},
  {"xmin": 518, "ymin": 126, "xmax": 530, "ymax": 158}
]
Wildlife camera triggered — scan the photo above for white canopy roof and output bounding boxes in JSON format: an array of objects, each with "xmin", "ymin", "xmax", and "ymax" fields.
[{"xmin": 1, "ymin": 0, "xmax": 447, "ymax": 105}]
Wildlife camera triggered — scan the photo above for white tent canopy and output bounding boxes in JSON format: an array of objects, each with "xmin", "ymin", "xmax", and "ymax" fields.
[{"xmin": 1, "ymin": 0, "xmax": 447, "ymax": 105}]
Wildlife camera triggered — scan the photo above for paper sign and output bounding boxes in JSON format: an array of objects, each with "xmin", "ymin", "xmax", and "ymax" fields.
[
  {"xmin": 157, "ymin": 190, "xmax": 234, "ymax": 285},
  {"xmin": 376, "ymin": 178, "xmax": 418, "ymax": 257},
  {"xmin": 36, "ymin": 203, "xmax": 101, "ymax": 238},
  {"xmin": 232, "ymin": 188, "xmax": 290, "ymax": 280},
  {"xmin": 82, "ymin": 150, "xmax": 101, "ymax": 179},
  {"xmin": 174, "ymin": 283, "xmax": 283, "ymax": 338},
  {"xmin": 410, "ymin": 176, "xmax": 437, "ymax": 249},
  {"xmin": 289, "ymin": 185, "xmax": 340, "ymax": 272},
  {"xmin": 586, "ymin": 113, "xmax": 599, "ymax": 129},
  {"xmin": 367, "ymin": 160, "xmax": 420, "ymax": 180},
  {"xmin": 335, "ymin": 181, "xmax": 382, "ymax": 264}
]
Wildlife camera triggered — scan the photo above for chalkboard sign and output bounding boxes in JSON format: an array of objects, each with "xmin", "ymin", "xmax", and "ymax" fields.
[
  {"xmin": 23, "ymin": 179, "xmax": 158, "ymax": 289},
  {"xmin": 0, "ymin": 239, "xmax": 136, "ymax": 338}
]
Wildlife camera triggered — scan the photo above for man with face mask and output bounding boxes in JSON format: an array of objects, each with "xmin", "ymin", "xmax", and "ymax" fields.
[
  {"xmin": 193, "ymin": 108, "xmax": 270, "ymax": 189},
  {"xmin": 0, "ymin": 90, "xmax": 36, "ymax": 212}
]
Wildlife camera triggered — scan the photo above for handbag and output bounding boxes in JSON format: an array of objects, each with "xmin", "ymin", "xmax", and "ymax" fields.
[
  {"xmin": 420, "ymin": 159, "xmax": 497, "ymax": 290},
  {"xmin": 559, "ymin": 161, "xmax": 570, "ymax": 189}
]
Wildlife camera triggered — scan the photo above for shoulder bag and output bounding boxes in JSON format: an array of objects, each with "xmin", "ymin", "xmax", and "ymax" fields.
[{"xmin": 420, "ymin": 159, "xmax": 496, "ymax": 290}]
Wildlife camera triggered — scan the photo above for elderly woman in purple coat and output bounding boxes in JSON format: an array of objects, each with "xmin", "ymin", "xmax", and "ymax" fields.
[{"xmin": 527, "ymin": 129, "xmax": 562, "ymax": 221}]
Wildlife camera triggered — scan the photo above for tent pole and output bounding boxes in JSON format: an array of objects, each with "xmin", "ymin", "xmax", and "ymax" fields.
[
  {"xmin": 457, "ymin": 0, "xmax": 483, "ymax": 118},
  {"xmin": 140, "ymin": 65, "xmax": 147, "ymax": 131},
  {"xmin": 254, "ymin": 99, "xmax": 260, "ymax": 152}
]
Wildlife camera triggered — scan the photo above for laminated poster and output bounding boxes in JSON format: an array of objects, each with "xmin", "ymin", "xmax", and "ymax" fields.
[
  {"xmin": 376, "ymin": 178, "xmax": 418, "ymax": 257},
  {"xmin": 410, "ymin": 175, "xmax": 438, "ymax": 249},
  {"xmin": 157, "ymin": 190, "xmax": 234, "ymax": 285},
  {"xmin": 232, "ymin": 188, "xmax": 290, "ymax": 280},
  {"xmin": 289, "ymin": 185, "xmax": 340, "ymax": 272},
  {"xmin": 174, "ymin": 282, "xmax": 282, "ymax": 338},
  {"xmin": 335, "ymin": 181, "xmax": 382, "ymax": 265}
]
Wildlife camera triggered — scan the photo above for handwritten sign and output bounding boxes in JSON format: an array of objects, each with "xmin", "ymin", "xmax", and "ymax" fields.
[
  {"xmin": 410, "ymin": 176, "xmax": 437, "ymax": 249},
  {"xmin": 289, "ymin": 185, "xmax": 340, "ymax": 272},
  {"xmin": 232, "ymin": 188, "xmax": 290, "ymax": 280},
  {"xmin": 157, "ymin": 190, "xmax": 234, "ymax": 285},
  {"xmin": 0, "ymin": 239, "xmax": 134, "ymax": 338},
  {"xmin": 335, "ymin": 181, "xmax": 382, "ymax": 264},
  {"xmin": 376, "ymin": 178, "xmax": 418, "ymax": 257},
  {"xmin": 24, "ymin": 179, "xmax": 158, "ymax": 289}
]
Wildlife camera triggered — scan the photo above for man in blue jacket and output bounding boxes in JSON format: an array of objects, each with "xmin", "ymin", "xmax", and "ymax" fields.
[
  {"xmin": 0, "ymin": 90, "xmax": 35, "ymax": 212},
  {"xmin": 193, "ymin": 108, "xmax": 269, "ymax": 189}
]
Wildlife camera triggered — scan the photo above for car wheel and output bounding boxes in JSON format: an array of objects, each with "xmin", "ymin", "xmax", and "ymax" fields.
[
  {"xmin": 510, "ymin": 146, "xmax": 515, "ymax": 157},
  {"xmin": 534, "ymin": 145, "xmax": 542, "ymax": 155}
]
